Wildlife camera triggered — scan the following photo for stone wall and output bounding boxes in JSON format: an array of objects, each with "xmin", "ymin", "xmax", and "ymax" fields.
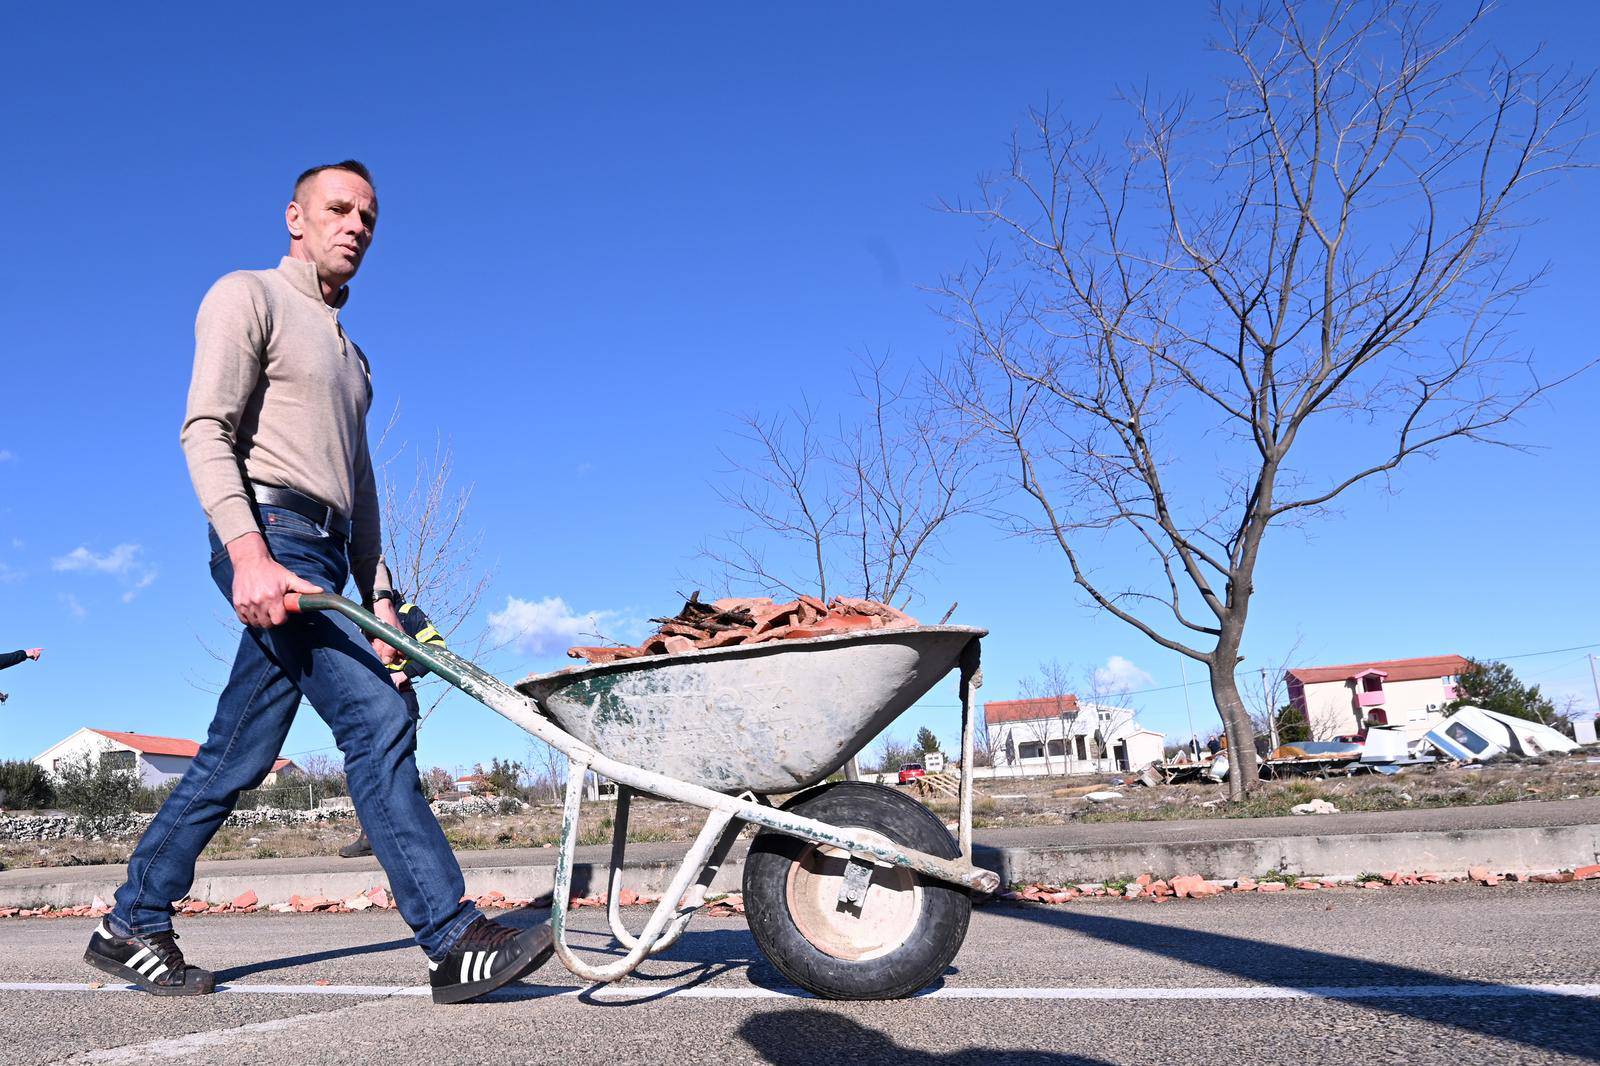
[{"xmin": 0, "ymin": 796, "xmax": 512, "ymax": 842}]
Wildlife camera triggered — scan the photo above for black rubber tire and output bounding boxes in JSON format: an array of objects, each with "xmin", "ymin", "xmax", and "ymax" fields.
[{"xmin": 743, "ymin": 781, "xmax": 971, "ymax": 1000}]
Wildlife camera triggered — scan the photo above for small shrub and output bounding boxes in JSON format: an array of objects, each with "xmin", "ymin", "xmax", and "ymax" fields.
[
  {"xmin": 53, "ymin": 750, "xmax": 138, "ymax": 822},
  {"xmin": 0, "ymin": 760, "xmax": 55, "ymax": 809},
  {"xmin": 133, "ymin": 780, "xmax": 179, "ymax": 813}
]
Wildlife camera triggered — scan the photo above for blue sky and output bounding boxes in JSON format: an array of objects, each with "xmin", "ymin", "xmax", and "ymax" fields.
[{"xmin": 2, "ymin": 3, "xmax": 1597, "ymax": 776}]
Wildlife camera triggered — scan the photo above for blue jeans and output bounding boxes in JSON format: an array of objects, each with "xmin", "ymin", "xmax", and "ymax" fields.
[{"xmin": 111, "ymin": 505, "xmax": 481, "ymax": 958}]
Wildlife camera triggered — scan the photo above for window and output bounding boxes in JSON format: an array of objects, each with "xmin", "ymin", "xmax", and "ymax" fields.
[
  {"xmin": 1017, "ymin": 742, "xmax": 1044, "ymax": 760},
  {"xmin": 102, "ymin": 750, "xmax": 136, "ymax": 772},
  {"xmin": 1047, "ymin": 739, "xmax": 1067, "ymax": 756},
  {"xmin": 1444, "ymin": 722, "xmax": 1491, "ymax": 755}
]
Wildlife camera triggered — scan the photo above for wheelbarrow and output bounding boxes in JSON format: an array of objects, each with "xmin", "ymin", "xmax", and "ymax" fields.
[{"xmin": 285, "ymin": 592, "xmax": 996, "ymax": 1000}]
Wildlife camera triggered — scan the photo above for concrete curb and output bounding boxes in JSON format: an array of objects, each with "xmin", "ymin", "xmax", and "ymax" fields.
[
  {"xmin": 978, "ymin": 822, "xmax": 1600, "ymax": 887},
  {"xmin": 5, "ymin": 821, "xmax": 1600, "ymax": 910}
]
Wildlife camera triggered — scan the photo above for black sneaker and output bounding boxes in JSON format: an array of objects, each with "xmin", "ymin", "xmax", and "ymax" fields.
[
  {"xmin": 339, "ymin": 833, "xmax": 373, "ymax": 859},
  {"xmin": 84, "ymin": 923, "xmax": 215, "ymax": 996},
  {"xmin": 429, "ymin": 916, "xmax": 554, "ymax": 1004}
]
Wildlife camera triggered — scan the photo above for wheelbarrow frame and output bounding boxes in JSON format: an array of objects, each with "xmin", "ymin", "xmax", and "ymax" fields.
[{"xmin": 287, "ymin": 592, "xmax": 997, "ymax": 984}]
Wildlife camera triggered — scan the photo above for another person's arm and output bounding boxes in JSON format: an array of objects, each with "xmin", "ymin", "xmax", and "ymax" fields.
[{"xmin": 0, "ymin": 649, "xmax": 39, "ymax": 671}]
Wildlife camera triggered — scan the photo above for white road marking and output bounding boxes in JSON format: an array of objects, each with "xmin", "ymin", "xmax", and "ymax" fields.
[
  {"xmin": 61, "ymin": 1005, "xmax": 369, "ymax": 1064},
  {"xmin": 5, "ymin": 980, "xmax": 1600, "ymax": 1001}
]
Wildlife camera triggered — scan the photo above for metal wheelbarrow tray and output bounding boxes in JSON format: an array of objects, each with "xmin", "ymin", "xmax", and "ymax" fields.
[
  {"xmin": 285, "ymin": 593, "xmax": 996, "ymax": 999},
  {"xmin": 517, "ymin": 624, "xmax": 984, "ymax": 794}
]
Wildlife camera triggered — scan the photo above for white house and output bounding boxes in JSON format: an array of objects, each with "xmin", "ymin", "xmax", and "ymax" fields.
[
  {"xmin": 1285, "ymin": 655, "xmax": 1469, "ymax": 743},
  {"xmin": 32, "ymin": 728, "xmax": 300, "ymax": 789},
  {"xmin": 983, "ymin": 696, "xmax": 1165, "ymax": 776}
]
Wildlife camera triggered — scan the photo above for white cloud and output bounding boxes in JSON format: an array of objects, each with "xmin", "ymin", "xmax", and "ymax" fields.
[
  {"xmin": 0, "ymin": 449, "xmax": 14, "ymax": 462},
  {"xmin": 1093, "ymin": 655, "xmax": 1155, "ymax": 693},
  {"xmin": 53, "ymin": 543, "xmax": 159, "ymax": 601},
  {"xmin": 121, "ymin": 571, "xmax": 159, "ymax": 603},
  {"xmin": 54, "ymin": 544, "xmax": 143, "ymax": 575},
  {"xmin": 62, "ymin": 593, "xmax": 88, "ymax": 619},
  {"xmin": 488, "ymin": 595, "xmax": 636, "ymax": 656}
]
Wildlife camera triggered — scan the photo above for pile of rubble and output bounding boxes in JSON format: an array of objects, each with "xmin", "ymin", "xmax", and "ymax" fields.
[
  {"xmin": 1155, "ymin": 704, "xmax": 1584, "ymax": 784},
  {"xmin": 568, "ymin": 593, "xmax": 917, "ymax": 664},
  {"xmin": 995, "ymin": 863, "xmax": 1600, "ymax": 905},
  {"xmin": 0, "ymin": 885, "xmax": 744, "ymax": 920}
]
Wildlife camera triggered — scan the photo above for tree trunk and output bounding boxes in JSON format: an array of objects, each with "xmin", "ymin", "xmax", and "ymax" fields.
[{"xmin": 1209, "ymin": 666, "xmax": 1260, "ymax": 798}]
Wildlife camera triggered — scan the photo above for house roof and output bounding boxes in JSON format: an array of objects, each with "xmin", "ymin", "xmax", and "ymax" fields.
[
  {"xmin": 83, "ymin": 731, "xmax": 298, "ymax": 771},
  {"xmin": 984, "ymin": 696, "xmax": 1081, "ymax": 724},
  {"xmin": 1286, "ymin": 655, "xmax": 1470, "ymax": 686},
  {"xmin": 90, "ymin": 730, "xmax": 200, "ymax": 758}
]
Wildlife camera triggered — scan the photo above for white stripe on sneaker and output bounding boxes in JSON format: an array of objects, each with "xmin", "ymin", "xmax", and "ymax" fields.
[
  {"xmin": 485, "ymin": 951, "xmax": 499, "ymax": 980},
  {"xmin": 460, "ymin": 952, "xmax": 475, "ymax": 983},
  {"xmin": 95, "ymin": 923, "xmax": 110, "ymax": 939},
  {"xmin": 137, "ymin": 954, "xmax": 164, "ymax": 977},
  {"xmin": 126, "ymin": 947, "xmax": 151, "ymax": 971},
  {"xmin": 473, "ymin": 953, "xmax": 487, "ymax": 983},
  {"xmin": 148, "ymin": 963, "xmax": 169, "ymax": 981}
]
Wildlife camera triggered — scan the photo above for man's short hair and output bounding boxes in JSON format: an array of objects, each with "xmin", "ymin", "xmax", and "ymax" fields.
[{"xmin": 292, "ymin": 160, "xmax": 376, "ymax": 202}]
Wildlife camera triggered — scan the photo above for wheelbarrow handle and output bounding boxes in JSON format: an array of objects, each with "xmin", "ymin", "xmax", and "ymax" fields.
[{"xmin": 280, "ymin": 591, "xmax": 508, "ymax": 700}]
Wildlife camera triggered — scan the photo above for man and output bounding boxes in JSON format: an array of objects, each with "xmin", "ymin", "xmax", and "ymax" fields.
[
  {"xmin": 0, "ymin": 647, "xmax": 43, "ymax": 704},
  {"xmin": 86, "ymin": 161, "xmax": 551, "ymax": 1003}
]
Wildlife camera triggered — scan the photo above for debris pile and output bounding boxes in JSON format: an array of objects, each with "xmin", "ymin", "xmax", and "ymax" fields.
[
  {"xmin": 1150, "ymin": 705, "xmax": 1585, "ymax": 785},
  {"xmin": 991, "ymin": 863, "xmax": 1600, "ymax": 906},
  {"xmin": 568, "ymin": 593, "xmax": 918, "ymax": 664}
]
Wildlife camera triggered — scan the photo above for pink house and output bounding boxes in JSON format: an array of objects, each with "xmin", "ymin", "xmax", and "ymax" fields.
[{"xmin": 1285, "ymin": 655, "xmax": 1469, "ymax": 741}]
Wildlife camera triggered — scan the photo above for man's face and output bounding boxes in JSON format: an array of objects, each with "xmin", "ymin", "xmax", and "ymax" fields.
[{"xmin": 285, "ymin": 169, "xmax": 378, "ymax": 284}]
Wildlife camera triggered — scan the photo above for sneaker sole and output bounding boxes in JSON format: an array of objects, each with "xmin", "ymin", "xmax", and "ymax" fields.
[
  {"xmin": 432, "ymin": 929, "xmax": 555, "ymax": 1005},
  {"xmin": 83, "ymin": 949, "xmax": 216, "ymax": 997}
]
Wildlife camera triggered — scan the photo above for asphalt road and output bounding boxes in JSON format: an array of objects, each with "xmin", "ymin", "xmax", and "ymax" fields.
[{"xmin": 1, "ymin": 881, "xmax": 1596, "ymax": 1065}]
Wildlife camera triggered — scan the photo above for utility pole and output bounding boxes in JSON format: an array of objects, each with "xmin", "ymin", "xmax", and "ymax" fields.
[
  {"xmin": 1260, "ymin": 667, "xmax": 1281, "ymax": 750},
  {"xmin": 1178, "ymin": 654, "xmax": 1198, "ymax": 757},
  {"xmin": 1589, "ymin": 655, "xmax": 1600, "ymax": 719}
]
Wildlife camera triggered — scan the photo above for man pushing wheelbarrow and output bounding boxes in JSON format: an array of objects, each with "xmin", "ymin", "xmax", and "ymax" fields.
[
  {"xmin": 91, "ymin": 157, "xmax": 994, "ymax": 1006},
  {"xmin": 86, "ymin": 160, "xmax": 552, "ymax": 1004}
]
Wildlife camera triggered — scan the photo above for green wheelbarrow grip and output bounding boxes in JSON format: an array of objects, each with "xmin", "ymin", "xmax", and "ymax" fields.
[{"xmin": 281, "ymin": 591, "xmax": 519, "ymax": 704}]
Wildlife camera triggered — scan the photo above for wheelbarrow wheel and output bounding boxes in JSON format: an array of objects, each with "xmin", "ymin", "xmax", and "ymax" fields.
[{"xmin": 742, "ymin": 781, "xmax": 971, "ymax": 1000}]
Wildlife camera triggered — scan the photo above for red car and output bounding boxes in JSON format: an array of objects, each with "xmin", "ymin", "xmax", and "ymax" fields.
[{"xmin": 897, "ymin": 762, "xmax": 926, "ymax": 785}]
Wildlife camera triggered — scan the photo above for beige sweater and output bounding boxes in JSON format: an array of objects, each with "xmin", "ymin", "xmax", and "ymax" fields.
[{"xmin": 180, "ymin": 256, "xmax": 391, "ymax": 597}]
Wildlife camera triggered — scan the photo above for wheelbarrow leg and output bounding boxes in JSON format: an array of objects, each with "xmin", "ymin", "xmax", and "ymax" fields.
[
  {"xmin": 957, "ymin": 637, "xmax": 983, "ymax": 862},
  {"xmin": 550, "ymin": 756, "xmax": 737, "ymax": 983},
  {"xmin": 606, "ymin": 785, "xmax": 744, "ymax": 957}
]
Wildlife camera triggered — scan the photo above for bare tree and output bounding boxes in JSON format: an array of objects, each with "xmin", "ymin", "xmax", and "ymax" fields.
[
  {"xmin": 1019, "ymin": 659, "xmax": 1082, "ymax": 776},
  {"xmin": 970, "ymin": 714, "xmax": 997, "ymax": 768},
  {"xmin": 1245, "ymin": 637, "xmax": 1306, "ymax": 749},
  {"xmin": 704, "ymin": 355, "xmax": 988, "ymax": 609},
  {"xmin": 374, "ymin": 409, "xmax": 501, "ymax": 724},
  {"xmin": 938, "ymin": 1, "xmax": 1590, "ymax": 795},
  {"xmin": 1078, "ymin": 665, "xmax": 1139, "ymax": 771}
]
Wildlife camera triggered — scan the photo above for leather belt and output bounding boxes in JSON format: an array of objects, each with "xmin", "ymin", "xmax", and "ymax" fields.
[{"xmin": 249, "ymin": 482, "xmax": 352, "ymax": 539}]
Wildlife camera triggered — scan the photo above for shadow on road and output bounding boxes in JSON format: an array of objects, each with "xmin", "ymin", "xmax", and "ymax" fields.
[
  {"xmin": 739, "ymin": 1009, "xmax": 1110, "ymax": 1065},
  {"xmin": 983, "ymin": 901, "xmax": 1600, "ymax": 1062},
  {"xmin": 212, "ymin": 935, "xmax": 414, "ymax": 982}
]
